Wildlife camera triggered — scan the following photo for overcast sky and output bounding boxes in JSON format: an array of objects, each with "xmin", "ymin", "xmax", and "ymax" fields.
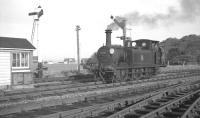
[{"xmin": 0, "ymin": 0, "xmax": 200, "ymax": 61}]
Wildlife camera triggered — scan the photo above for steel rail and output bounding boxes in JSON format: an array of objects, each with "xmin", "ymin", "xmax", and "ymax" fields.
[
  {"xmin": 38, "ymin": 78, "xmax": 200, "ymax": 118},
  {"xmin": 180, "ymin": 93, "xmax": 200, "ymax": 118},
  {"xmin": 0, "ymin": 73, "xmax": 199, "ymax": 117},
  {"xmin": 106, "ymin": 82, "xmax": 200, "ymax": 118},
  {"xmin": 141, "ymin": 88, "xmax": 200, "ymax": 118},
  {"xmin": 0, "ymin": 72, "xmax": 197, "ymax": 108}
]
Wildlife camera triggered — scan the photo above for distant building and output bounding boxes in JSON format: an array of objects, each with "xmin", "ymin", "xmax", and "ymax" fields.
[
  {"xmin": 0, "ymin": 37, "xmax": 35, "ymax": 87},
  {"xmin": 47, "ymin": 61, "xmax": 54, "ymax": 64},
  {"xmin": 64, "ymin": 58, "xmax": 76, "ymax": 64},
  {"xmin": 81, "ymin": 58, "xmax": 89, "ymax": 64}
]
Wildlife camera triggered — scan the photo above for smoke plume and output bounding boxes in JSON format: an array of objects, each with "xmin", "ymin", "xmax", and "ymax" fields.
[{"xmin": 108, "ymin": 0, "xmax": 200, "ymax": 30}]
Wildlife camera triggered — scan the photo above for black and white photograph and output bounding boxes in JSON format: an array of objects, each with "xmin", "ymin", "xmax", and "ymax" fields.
[{"xmin": 0, "ymin": 0, "xmax": 200, "ymax": 117}]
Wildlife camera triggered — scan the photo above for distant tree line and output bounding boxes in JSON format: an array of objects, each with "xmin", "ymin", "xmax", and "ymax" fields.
[{"xmin": 161, "ymin": 34, "xmax": 200, "ymax": 65}]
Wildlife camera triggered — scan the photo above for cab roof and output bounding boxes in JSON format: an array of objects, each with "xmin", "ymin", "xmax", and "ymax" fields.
[{"xmin": 133, "ymin": 39, "xmax": 159, "ymax": 43}]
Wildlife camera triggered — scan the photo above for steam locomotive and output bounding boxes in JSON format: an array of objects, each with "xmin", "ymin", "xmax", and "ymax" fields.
[
  {"xmin": 96, "ymin": 29, "xmax": 165, "ymax": 83},
  {"xmin": 83, "ymin": 16, "xmax": 165, "ymax": 83}
]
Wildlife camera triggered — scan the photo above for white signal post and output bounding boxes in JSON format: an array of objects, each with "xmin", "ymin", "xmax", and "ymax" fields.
[
  {"xmin": 76, "ymin": 25, "xmax": 81, "ymax": 73},
  {"xmin": 111, "ymin": 16, "xmax": 127, "ymax": 46},
  {"xmin": 29, "ymin": 6, "xmax": 43, "ymax": 61}
]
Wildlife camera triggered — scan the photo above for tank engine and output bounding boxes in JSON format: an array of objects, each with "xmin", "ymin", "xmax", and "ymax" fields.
[{"xmin": 96, "ymin": 28, "xmax": 165, "ymax": 83}]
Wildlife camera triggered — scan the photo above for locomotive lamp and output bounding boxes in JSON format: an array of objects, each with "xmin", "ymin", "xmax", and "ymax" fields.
[
  {"xmin": 142, "ymin": 42, "xmax": 147, "ymax": 47},
  {"xmin": 109, "ymin": 48, "xmax": 115, "ymax": 54},
  {"xmin": 132, "ymin": 42, "xmax": 136, "ymax": 47}
]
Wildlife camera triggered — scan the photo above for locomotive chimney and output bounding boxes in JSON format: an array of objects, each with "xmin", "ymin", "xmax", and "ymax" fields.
[{"xmin": 105, "ymin": 29, "xmax": 112, "ymax": 46}]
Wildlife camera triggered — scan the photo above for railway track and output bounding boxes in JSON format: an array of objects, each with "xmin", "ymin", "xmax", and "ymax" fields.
[
  {"xmin": 158, "ymin": 68, "xmax": 200, "ymax": 74},
  {"xmin": 1, "ymin": 75, "xmax": 200, "ymax": 118},
  {"xmin": 0, "ymin": 81, "xmax": 167, "ymax": 118},
  {"xmin": 0, "ymin": 78, "xmax": 173, "ymax": 116},
  {"xmin": 34, "ymin": 68, "xmax": 199, "ymax": 83},
  {"xmin": 100, "ymin": 82, "xmax": 200, "ymax": 118},
  {"xmin": 2, "ymin": 69, "xmax": 200, "ymax": 97},
  {"xmin": 0, "ymin": 70, "xmax": 198, "ymax": 109},
  {"xmin": 60, "ymin": 82, "xmax": 187, "ymax": 118},
  {"xmin": 31, "ymin": 68, "xmax": 199, "ymax": 85},
  {"xmin": 0, "ymin": 69, "xmax": 199, "ymax": 117}
]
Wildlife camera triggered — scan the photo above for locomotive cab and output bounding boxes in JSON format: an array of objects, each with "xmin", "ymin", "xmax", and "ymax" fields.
[
  {"xmin": 133, "ymin": 39, "xmax": 164, "ymax": 65},
  {"xmin": 133, "ymin": 39, "xmax": 159, "ymax": 50}
]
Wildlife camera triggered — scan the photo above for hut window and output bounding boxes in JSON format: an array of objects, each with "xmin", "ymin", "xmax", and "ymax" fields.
[{"xmin": 12, "ymin": 52, "xmax": 29, "ymax": 68}]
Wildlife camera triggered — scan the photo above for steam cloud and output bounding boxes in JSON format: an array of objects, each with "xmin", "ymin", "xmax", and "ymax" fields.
[{"xmin": 107, "ymin": 0, "xmax": 200, "ymax": 30}]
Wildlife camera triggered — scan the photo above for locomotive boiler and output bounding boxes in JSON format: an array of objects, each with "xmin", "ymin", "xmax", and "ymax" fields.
[{"xmin": 97, "ymin": 29, "xmax": 165, "ymax": 83}]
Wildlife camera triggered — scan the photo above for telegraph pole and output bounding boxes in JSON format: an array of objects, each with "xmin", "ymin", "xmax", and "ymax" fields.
[{"xmin": 76, "ymin": 25, "xmax": 81, "ymax": 73}]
